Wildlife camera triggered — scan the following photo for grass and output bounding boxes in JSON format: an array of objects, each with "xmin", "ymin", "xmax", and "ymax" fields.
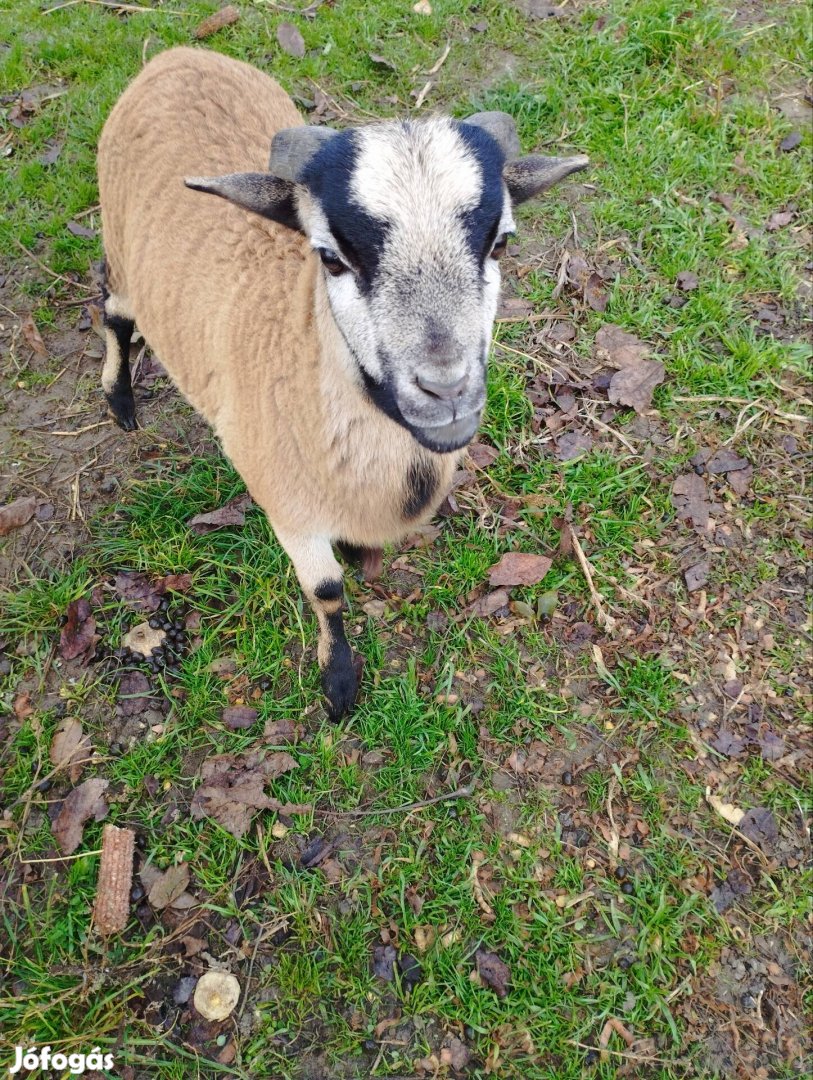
[{"xmin": 1, "ymin": 0, "xmax": 811, "ymax": 1077}]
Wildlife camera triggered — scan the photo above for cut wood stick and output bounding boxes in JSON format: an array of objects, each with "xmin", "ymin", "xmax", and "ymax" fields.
[{"xmin": 93, "ymin": 824, "xmax": 135, "ymax": 935}]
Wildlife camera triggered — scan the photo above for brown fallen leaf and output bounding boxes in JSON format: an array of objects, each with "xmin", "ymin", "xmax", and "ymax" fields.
[
  {"xmin": 489, "ymin": 552, "xmax": 552, "ymax": 587},
  {"xmin": 684, "ymin": 561, "xmax": 708, "ymax": 592},
  {"xmin": 193, "ymin": 5, "xmax": 240, "ymax": 39},
  {"xmin": 584, "ymin": 272, "xmax": 608, "ymax": 312},
  {"xmin": 277, "ymin": 21, "xmax": 306, "ymax": 58},
  {"xmin": 0, "ymin": 495, "xmax": 37, "ymax": 536},
  {"xmin": 462, "ymin": 588, "xmax": 510, "ymax": 619},
  {"xmin": 467, "ymin": 442, "xmax": 499, "ymax": 469},
  {"xmin": 187, "ymin": 493, "xmax": 253, "ymax": 534},
  {"xmin": 475, "ymin": 949, "xmax": 511, "ymax": 997},
  {"xmin": 21, "ymin": 315, "xmax": 47, "ymax": 357},
  {"xmin": 53, "ymin": 777, "xmax": 109, "ymax": 854},
  {"xmin": 93, "ymin": 824, "xmax": 135, "ymax": 935},
  {"xmin": 148, "ymin": 862, "xmax": 191, "ymax": 910},
  {"xmin": 594, "ymin": 324, "xmax": 650, "ymax": 368},
  {"xmin": 671, "ymin": 473, "xmax": 713, "ymax": 530},
  {"xmin": 555, "ymin": 430, "xmax": 592, "ymax": 461},
  {"xmin": 117, "ymin": 670, "xmax": 154, "ymax": 716},
  {"xmin": 739, "ymin": 807, "xmax": 778, "ymax": 852},
  {"xmin": 59, "ymin": 598, "xmax": 99, "ymax": 664},
  {"xmin": 114, "ymin": 571, "xmax": 162, "ymax": 611},
  {"xmin": 13, "ymin": 691, "xmax": 34, "ymax": 721},
  {"xmin": 779, "ymin": 131, "xmax": 802, "ymax": 152},
  {"xmin": 190, "ymin": 749, "xmax": 301, "ymax": 838},
  {"xmin": 608, "ymin": 359, "xmax": 665, "ymax": 413},
  {"xmin": 264, "ymin": 717, "xmax": 302, "ymax": 743},
  {"xmin": 221, "ymin": 705, "xmax": 259, "ymax": 730},
  {"xmin": 38, "ymin": 139, "xmax": 63, "ymax": 165},
  {"xmin": 675, "ymin": 270, "xmax": 699, "ymax": 291},
  {"xmin": 67, "ymin": 220, "xmax": 95, "ymax": 239},
  {"xmin": 766, "ymin": 210, "xmax": 793, "ymax": 231},
  {"xmin": 50, "ymin": 717, "xmax": 92, "ymax": 784},
  {"xmin": 471, "ymin": 851, "xmax": 495, "ymax": 921},
  {"xmin": 369, "ymin": 52, "xmax": 397, "ymax": 70},
  {"xmin": 441, "ymin": 1038, "xmax": 470, "ymax": 1071}
]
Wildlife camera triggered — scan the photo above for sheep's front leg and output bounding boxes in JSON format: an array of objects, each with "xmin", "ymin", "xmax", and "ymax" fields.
[{"xmin": 278, "ymin": 533, "xmax": 358, "ymax": 720}]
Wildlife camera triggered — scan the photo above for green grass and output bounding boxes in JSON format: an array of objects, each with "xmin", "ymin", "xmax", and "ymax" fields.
[{"xmin": 1, "ymin": 0, "xmax": 811, "ymax": 1077}]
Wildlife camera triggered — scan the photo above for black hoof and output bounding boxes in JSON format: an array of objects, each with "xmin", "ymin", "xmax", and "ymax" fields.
[
  {"xmin": 106, "ymin": 392, "xmax": 138, "ymax": 432},
  {"xmin": 321, "ymin": 650, "xmax": 360, "ymax": 721}
]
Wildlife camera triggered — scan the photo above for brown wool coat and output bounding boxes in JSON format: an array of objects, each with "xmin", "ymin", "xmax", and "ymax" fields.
[{"xmin": 98, "ymin": 47, "xmax": 459, "ymax": 553}]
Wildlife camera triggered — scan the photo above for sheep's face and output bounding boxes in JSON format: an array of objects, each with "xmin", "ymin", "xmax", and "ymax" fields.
[{"xmin": 298, "ymin": 120, "xmax": 513, "ymax": 454}]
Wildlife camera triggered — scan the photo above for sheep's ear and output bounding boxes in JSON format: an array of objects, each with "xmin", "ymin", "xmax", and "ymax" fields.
[
  {"xmin": 503, "ymin": 154, "xmax": 589, "ymax": 205},
  {"xmin": 184, "ymin": 173, "xmax": 301, "ymax": 232},
  {"xmin": 462, "ymin": 111, "xmax": 521, "ymax": 159}
]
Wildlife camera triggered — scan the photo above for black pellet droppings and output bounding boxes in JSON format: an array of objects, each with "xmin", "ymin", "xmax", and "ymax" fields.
[
  {"xmin": 130, "ymin": 651, "xmax": 143, "ymax": 663},
  {"xmin": 741, "ymin": 993, "xmax": 757, "ymax": 1010},
  {"xmin": 53, "ymin": 701, "xmax": 67, "ymax": 718},
  {"xmin": 620, "ymin": 880, "xmax": 635, "ymax": 895},
  {"xmin": 159, "ymin": 597, "xmax": 170, "ymax": 612},
  {"xmin": 162, "ymin": 621, "xmax": 172, "ymax": 632},
  {"xmin": 618, "ymin": 956, "xmax": 632, "ymax": 970},
  {"xmin": 464, "ymin": 1026, "xmax": 477, "ymax": 1042},
  {"xmin": 614, "ymin": 865, "xmax": 628, "ymax": 880},
  {"xmin": 37, "ymin": 778, "xmax": 52, "ymax": 793},
  {"xmin": 259, "ymin": 677, "xmax": 272, "ymax": 691},
  {"xmin": 151, "ymin": 646, "xmax": 164, "ymax": 657},
  {"xmin": 363, "ymin": 1040, "xmax": 377, "ymax": 1052},
  {"xmin": 148, "ymin": 617, "xmax": 162, "ymax": 630},
  {"xmin": 585, "ymin": 1049, "xmax": 600, "ymax": 1067},
  {"xmin": 130, "ymin": 884, "xmax": 145, "ymax": 903},
  {"xmin": 562, "ymin": 770, "xmax": 573, "ymax": 786}
]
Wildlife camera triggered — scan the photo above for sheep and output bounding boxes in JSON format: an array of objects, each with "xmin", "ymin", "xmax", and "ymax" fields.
[{"xmin": 98, "ymin": 46, "xmax": 587, "ymax": 719}]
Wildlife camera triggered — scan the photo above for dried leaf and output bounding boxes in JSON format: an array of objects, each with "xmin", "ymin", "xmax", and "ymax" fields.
[
  {"xmin": 59, "ymin": 598, "xmax": 99, "ymax": 663},
  {"xmin": 50, "ymin": 717, "xmax": 91, "ymax": 783},
  {"xmin": 190, "ymin": 749, "xmax": 300, "ymax": 838},
  {"xmin": 116, "ymin": 670, "xmax": 154, "ymax": 716},
  {"xmin": 277, "ymin": 21, "xmax": 306, "ymax": 58},
  {"xmin": 67, "ymin": 220, "xmax": 95, "ymax": 238},
  {"xmin": 594, "ymin": 324, "xmax": 650, "ymax": 368},
  {"xmin": 463, "ymin": 588, "xmax": 510, "ymax": 619},
  {"xmin": 187, "ymin": 493, "xmax": 253, "ymax": 534},
  {"xmin": 584, "ymin": 272, "xmax": 608, "ymax": 312},
  {"xmin": 221, "ymin": 705, "xmax": 259, "ymax": 730},
  {"xmin": 671, "ymin": 473, "xmax": 713, "ymax": 530},
  {"xmin": 739, "ymin": 807, "xmax": 778, "ymax": 852},
  {"xmin": 193, "ymin": 5, "xmax": 240, "ymax": 39},
  {"xmin": 766, "ymin": 210, "xmax": 793, "ymax": 231},
  {"xmin": 608, "ymin": 360, "xmax": 665, "ymax": 413},
  {"xmin": 684, "ymin": 561, "xmax": 708, "ymax": 592},
  {"xmin": 369, "ymin": 53, "xmax": 397, "ymax": 70},
  {"xmin": 38, "ymin": 139, "xmax": 62, "ymax": 165},
  {"xmin": 441, "ymin": 1038, "xmax": 470, "ymax": 1071},
  {"xmin": 21, "ymin": 315, "xmax": 47, "ymax": 358},
  {"xmin": 53, "ymin": 778, "xmax": 109, "ymax": 854},
  {"xmin": 675, "ymin": 270, "xmax": 699, "ymax": 291},
  {"xmin": 373, "ymin": 944, "xmax": 396, "ymax": 981},
  {"xmin": 475, "ymin": 949, "xmax": 511, "ymax": 997},
  {"xmin": 705, "ymin": 787, "xmax": 744, "ymax": 827},
  {"xmin": 556, "ymin": 430, "xmax": 593, "ymax": 461},
  {"xmin": 710, "ymin": 867, "xmax": 751, "ymax": 913},
  {"xmin": 779, "ymin": 131, "xmax": 802, "ymax": 152},
  {"xmin": 0, "ymin": 495, "xmax": 37, "ymax": 536},
  {"xmin": 114, "ymin": 571, "xmax": 162, "ymax": 612},
  {"xmin": 489, "ymin": 552, "xmax": 552, "ymax": 587},
  {"xmin": 148, "ymin": 862, "xmax": 190, "ymax": 910},
  {"xmin": 263, "ymin": 718, "xmax": 301, "ymax": 743},
  {"xmin": 467, "ymin": 442, "xmax": 499, "ymax": 468},
  {"xmin": 706, "ymin": 448, "xmax": 750, "ymax": 474}
]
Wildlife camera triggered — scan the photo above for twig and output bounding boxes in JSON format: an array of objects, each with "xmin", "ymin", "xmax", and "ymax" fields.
[
  {"xmin": 21, "ymin": 848, "xmax": 102, "ymax": 864},
  {"xmin": 424, "ymin": 41, "xmax": 451, "ymax": 76},
  {"xmin": 568, "ymin": 527, "xmax": 616, "ymax": 632},
  {"xmin": 567, "ymin": 1040, "xmax": 689, "ymax": 1067},
  {"xmin": 12, "ymin": 238, "xmax": 96, "ymax": 294},
  {"xmin": 45, "ymin": 0, "xmax": 184, "ymax": 14},
  {"xmin": 313, "ymin": 783, "xmax": 474, "ymax": 818},
  {"xmin": 45, "ymin": 420, "xmax": 112, "ymax": 436}
]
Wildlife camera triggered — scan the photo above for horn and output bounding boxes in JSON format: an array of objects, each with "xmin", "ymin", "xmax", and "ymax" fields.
[
  {"xmin": 269, "ymin": 126, "xmax": 338, "ymax": 182},
  {"xmin": 463, "ymin": 111, "xmax": 521, "ymax": 159}
]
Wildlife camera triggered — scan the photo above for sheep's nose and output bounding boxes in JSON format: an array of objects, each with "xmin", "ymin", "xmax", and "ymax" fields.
[{"xmin": 416, "ymin": 373, "xmax": 468, "ymax": 401}]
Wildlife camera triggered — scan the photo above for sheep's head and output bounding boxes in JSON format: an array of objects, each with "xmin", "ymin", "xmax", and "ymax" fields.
[{"xmin": 186, "ymin": 113, "xmax": 587, "ymax": 453}]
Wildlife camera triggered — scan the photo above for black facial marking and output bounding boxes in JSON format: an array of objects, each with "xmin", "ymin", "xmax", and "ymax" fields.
[
  {"xmin": 104, "ymin": 313, "xmax": 137, "ymax": 431},
  {"xmin": 403, "ymin": 456, "xmax": 438, "ymax": 520},
  {"xmin": 314, "ymin": 578, "xmax": 344, "ymax": 603},
  {"xmin": 300, "ymin": 132, "xmax": 389, "ymax": 291},
  {"xmin": 456, "ymin": 123, "xmax": 507, "ymax": 264}
]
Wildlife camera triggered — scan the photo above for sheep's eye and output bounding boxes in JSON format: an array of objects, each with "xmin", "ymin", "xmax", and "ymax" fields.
[
  {"xmin": 490, "ymin": 234, "xmax": 510, "ymax": 260},
  {"xmin": 319, "ymin": 248, "xmax": 347, "ymax": 276}
]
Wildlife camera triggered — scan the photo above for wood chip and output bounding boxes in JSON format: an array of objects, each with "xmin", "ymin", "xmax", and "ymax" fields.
[{"xmin": 93, "ymin": 824, "xmax": 135, "ymax": 935}]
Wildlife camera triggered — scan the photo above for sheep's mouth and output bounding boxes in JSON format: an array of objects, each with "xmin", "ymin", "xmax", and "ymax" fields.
[{"xmin": 409, "ymin": 410, "xmax": 481, "ymax": 453}]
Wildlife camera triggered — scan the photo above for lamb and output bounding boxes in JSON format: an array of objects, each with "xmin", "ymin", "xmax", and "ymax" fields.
[{"xmin": 97, "ymin": 46, "xmax": 587, "ymax": 719}]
